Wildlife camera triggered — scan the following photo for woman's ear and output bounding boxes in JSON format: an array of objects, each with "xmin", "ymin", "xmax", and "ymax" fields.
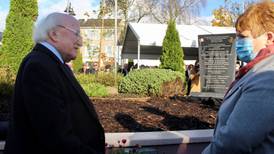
[{"xmin": 266, "ymin": 32, "xmax": 274, "ymax": 45}]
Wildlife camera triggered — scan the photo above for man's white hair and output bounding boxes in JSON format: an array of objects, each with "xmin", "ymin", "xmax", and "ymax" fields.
[{"xmin": 33, "ymin": 12, "xmax": 68, "ymax": 43}]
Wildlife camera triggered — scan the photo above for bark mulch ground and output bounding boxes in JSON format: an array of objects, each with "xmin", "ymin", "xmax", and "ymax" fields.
[{"xmin": 92, "ymin": 96, "xmax": 219, "ymax": 133}]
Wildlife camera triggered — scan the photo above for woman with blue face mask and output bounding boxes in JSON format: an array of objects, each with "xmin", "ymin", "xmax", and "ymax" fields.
[
  {"xmin": 203, "ymin": 1, "xmax": 274, "ymax": 154},
  {"xmin": 235, "ymin": 36, "xmax": 256, "ymax": 63}
]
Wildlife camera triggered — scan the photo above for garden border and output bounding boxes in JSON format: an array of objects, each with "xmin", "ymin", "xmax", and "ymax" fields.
[
  {"xmin": 0, "ymin": 129, "xmax": 213, "ymax": 150},
  {"xmin": 105, "ymin": 129, "xmax": 213, "ymax": 147}
]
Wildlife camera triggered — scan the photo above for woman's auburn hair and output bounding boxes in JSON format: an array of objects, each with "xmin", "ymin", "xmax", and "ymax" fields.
[{"xmin": 235, "ymin": 1, "xmax": 274, "ymax": 37}]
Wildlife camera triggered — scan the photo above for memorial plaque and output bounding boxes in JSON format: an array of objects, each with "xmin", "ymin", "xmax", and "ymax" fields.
[{"xmin": 198, "ymin": 33, "xmax": 236, "ymax": 95}]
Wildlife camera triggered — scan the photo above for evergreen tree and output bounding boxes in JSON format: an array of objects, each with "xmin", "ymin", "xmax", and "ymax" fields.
[
  {"xmin": 160, "ymin": 20, "xmax": 185, "ymax": 75},
  {"xmin": 0, "ymin": 0, "xmax": 38, "ymax": 73},
  {"xmin": 72, "ymin": 50, "xmax": 83, "ymax": 73}
]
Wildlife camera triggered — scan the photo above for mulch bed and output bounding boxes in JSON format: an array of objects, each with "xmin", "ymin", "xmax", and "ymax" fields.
[{"xmin": 92, "ymin": 96, "xmax": 219, "ymax": 133}]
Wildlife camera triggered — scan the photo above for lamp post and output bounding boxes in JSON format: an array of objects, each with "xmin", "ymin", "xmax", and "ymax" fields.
[
  {"xmin": 64, "ymin": 0, "xmax": 76, "ymax": 16},
  {"xmin": 114, "ymin": 0, "xmax": 118, "ymax": 85},
  {"xmin": 98, "ymin": 0, "xmax": 105, "ymax": 71}
]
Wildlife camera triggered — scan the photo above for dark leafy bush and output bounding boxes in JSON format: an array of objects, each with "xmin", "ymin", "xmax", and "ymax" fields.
[
  {"xmin": 0, "ymin": 67, "xmax": 16, "ymax": 120},
  {"xmin": 72, "ymin": 49, "xmax": 83, "ymax": 73},
  {"xmin": 118, "ymin": 69, "xmax": 184, "ymax": 96},
  {"xmin": 0, "ymin": 67, "xmax": 15, "ymax": 97}
]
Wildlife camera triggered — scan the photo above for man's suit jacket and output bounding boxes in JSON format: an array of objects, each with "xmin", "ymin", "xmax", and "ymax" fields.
[
  {"xmin": 203, "ymin": 55, "xmax": 274, "ymax": 154},
  {"xmin": 5, "ymin": 44, "xmax": 105, "ymax": 154}
]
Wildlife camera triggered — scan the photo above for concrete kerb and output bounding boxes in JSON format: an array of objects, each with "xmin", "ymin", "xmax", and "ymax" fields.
[
  {"xmin": 0, "ymin": 129, "xmax": 213, "ymax": 150},
  {"xmin": 105, "ymin": 129, "xmax": 213, "ymax": 147}
]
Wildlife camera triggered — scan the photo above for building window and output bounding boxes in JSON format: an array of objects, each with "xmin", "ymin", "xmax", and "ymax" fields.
[
  {"xmin": 104, "ymin": 29, "xmax": 114, "ymax": 41},
  {"xmin": 86, "ymin": 29, "xmax": 100, "ymax": 40},
  {"xmin": 105, "ymin": 46, "xmax": 113, "ymax": 57},
  {"xmin": 86, "ymin": 44, "xmax": 99, "ymax": 59}
]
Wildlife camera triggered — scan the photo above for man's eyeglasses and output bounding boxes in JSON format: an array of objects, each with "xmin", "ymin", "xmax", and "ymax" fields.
[{"xmin": 57, "ymin": 25, "xmax": 81, "ymax": 38}]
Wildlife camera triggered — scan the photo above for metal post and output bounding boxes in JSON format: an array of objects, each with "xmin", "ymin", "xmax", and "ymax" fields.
[
  {"xmin": 137, "ymin": 40, "xmax": 140, "ymax": 69},
  {"xmin": 114, "ymin": 0, "xmax": 118, "ymax": 85},
  {"xmin": 65, "ymin": 0, "xmax": 69, "ymax": 13}
]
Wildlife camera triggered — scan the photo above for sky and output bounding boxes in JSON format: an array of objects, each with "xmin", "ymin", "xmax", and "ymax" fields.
[{"xmin": 0, "ymin": 0, "xmax": 241, "ymax": 32}]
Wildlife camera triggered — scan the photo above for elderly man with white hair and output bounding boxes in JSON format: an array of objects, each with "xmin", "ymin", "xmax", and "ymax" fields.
[{"xmin": 5, "ymin": 12, "xmax": 105, "ymax": 154}]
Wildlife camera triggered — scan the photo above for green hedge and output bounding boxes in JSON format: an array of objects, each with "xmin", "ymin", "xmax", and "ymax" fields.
[
  {"xmin": 81, "ymin": 83, "xmax": 108, "ymax": 97},
  {"xmin": 75, "ymin": 74, "xmax": 96, "ymax": 84},
  {"xmin": 76, "ymin": 74, "xmax": 105, "ymax": 97},
  {"xmin": 118, "ymin": 68, "xmax": 184, "ymax": 96},
  {"xmin": 96, "ymin": 72, "xmax": 123, "ymax": 87},
  {"xmin": 75, "ymin": 72, "xmax": 123, "ymax": 97},
  {"xmin": 76, "ymin": 72, "xmax": 123, "ymax": 87}
]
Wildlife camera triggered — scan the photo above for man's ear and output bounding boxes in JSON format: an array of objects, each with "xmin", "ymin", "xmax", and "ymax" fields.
[
  {"xmin": 48, "ymin": 29, "xmax": 60, "ymax": 42},
  {"xmin": 266, "ymin": 32, "xmax": 274, "ymax": 45}
]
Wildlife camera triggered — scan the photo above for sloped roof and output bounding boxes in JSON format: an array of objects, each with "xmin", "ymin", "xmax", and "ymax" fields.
[
  {"xmin": 122, "ymin": 23, "xmax": 235, "ymax": 60},
  {"xmin": 79, "ymin": 19, "xmax": 122, "ymax": 28},
  {"xmin": 127, "ymin": 23, "xmax": 235, "ymax": 48}
]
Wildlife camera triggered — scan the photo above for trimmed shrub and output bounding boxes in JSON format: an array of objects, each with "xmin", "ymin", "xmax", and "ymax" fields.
[
  {"xmin": 160, "ymin": 20, "xmax": 185, "ymax": 76},
  {"xmin": 161, "ymin": 77, "xmax": 184, "ymax": 97},
  {"xmin": 0, "ymin": 0, "xmax": 38, "ymax": 74},
  {"xmin": 118, "ymin": 68, "xmax": 184, "ymax": 96}
]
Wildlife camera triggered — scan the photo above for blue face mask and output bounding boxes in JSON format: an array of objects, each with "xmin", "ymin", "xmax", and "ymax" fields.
[{"xmin": 235, "ymin": 37, "xmax": 256, "ymax": 63}]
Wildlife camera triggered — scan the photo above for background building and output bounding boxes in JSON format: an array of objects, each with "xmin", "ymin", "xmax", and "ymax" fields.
[{"xmin": 79, "ymin": 19, "xmax": 122, "ymax": 70}]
